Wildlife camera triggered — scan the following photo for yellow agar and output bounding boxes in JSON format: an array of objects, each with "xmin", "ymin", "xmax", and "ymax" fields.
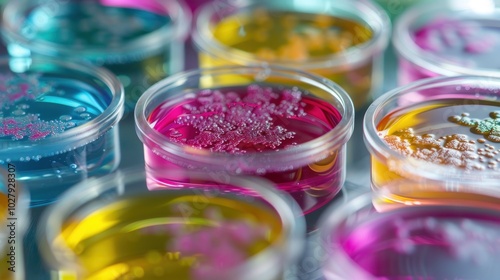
[
  {"xmin": 200, "ymin": 9, "xmax": 374, "ymax": 109},
  {"xmin": 372, "ymin": 100, "xmax": 500, "ymax": 207},
  {"xmin": 54, "ymin": 193, "xmax": 284, "ymax": 280}
]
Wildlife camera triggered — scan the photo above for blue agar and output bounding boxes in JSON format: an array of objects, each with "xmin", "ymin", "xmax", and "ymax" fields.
[{"xmin": 0, "ymin": 73, "xmax": 118, "ymax": 206}]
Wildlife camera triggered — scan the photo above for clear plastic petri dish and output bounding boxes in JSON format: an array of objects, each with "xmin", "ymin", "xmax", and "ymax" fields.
[
  {"xmin": 0, "ymin": 167, "xmax": 30, "ymax": 280},
  {"xmin": 364, "ymin": 75, "xmax": 500, "ymax": 207},
  {"xmin": 394, "ymin": 0, "xmax": 500, "ymax": 85},
  {"xmin": 0, "ymin": 57, "xmax": 124, "ymax": 207},
  {"xmin": 135, "ymin": 65, "xmax": 354, "ymax": 222},
  {"xmin": 318, "ymin": 190, "xmax": 500, "ymax": 279},
  {"xmin": 192, "ymin": 0, "xmax": 390, "ymax": 110},
  {"xmin": 1, "ymin": 0, "xmax": 191, "ymax": 112},
  {"xmin": 38, "ymin": 168, "xmax": 305, "ymax": 280}
]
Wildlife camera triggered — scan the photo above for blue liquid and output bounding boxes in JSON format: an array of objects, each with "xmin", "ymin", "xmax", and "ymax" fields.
[
  {"xmin": 25, "ymin": 3, "xmax": 168, "ymax": 47},
  {"xmin": 14, "ymin": 1, "xmax": 176, "ymax": 111},
  {"xmin": 0, "ymin": 74, "xmax": 119, "ymax": 206}
]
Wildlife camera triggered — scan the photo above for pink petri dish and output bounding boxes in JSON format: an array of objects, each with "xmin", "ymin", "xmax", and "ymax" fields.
[
  {"xmin": 135, "ymin": 66, "xmax": 354, "ymax": 220},
  {"xmin": 393, "ymin": 0, "xmax": 500, "ymax": 85},
  {"xmin": 319, "ymin": 190, "xmax": 500, "ymax": 280}
]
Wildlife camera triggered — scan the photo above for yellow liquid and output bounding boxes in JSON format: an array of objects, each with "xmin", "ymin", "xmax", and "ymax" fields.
[
  {"xmin": 373, "ymin": 99, "xmax": 500, "ymax": 206},
  {"xmin": 55, "ymin": 193, "xmax": 284, "ymax": 280},
  {"xmin": 200, "ymin": 9, "xmax": 375, "ymax": 109}
]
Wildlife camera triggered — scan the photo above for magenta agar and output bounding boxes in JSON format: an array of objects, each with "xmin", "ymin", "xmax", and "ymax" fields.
[
  {"xmin": 320, "ymin": 192, "xmax": 500, "ymax": 279},
  {"xmin": 145, "ymin": 84, "xmax": 344, "ymax": 215},
  {"xmin": 394, "ymin": 1, "xmax": 500, "ymax": 85}
]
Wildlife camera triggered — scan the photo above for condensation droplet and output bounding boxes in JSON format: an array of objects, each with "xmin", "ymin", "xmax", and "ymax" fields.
[
  {"xmin": 12, "ymin": 109, "xmax": 26, "ymax": 116},
  {"xmin": 80, "ymin": 113, "xmax": 91, "ymax": 120},
  {"xmin": 60, "ymin": 115, "xmax": 72, "ymax": 121},
  {"xmin": 169, "ymin": 129, "xmax": 182, "ymax": 138},
  {"xmin": 74, "ymin": 106, "xmax": 87, "ymax": 113}
]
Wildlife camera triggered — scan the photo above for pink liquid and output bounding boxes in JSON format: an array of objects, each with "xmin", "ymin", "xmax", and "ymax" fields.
[
  {"xmin": 327, "ymin": 205, "xmax": 500, "ymax": 279},
  {"xmin": 400, "ymin": 17, "xmax": 500, "ymax": 85},
  {"xmin": 145, "ymin": 84, "xmax": 344, "ymax": 214}
]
